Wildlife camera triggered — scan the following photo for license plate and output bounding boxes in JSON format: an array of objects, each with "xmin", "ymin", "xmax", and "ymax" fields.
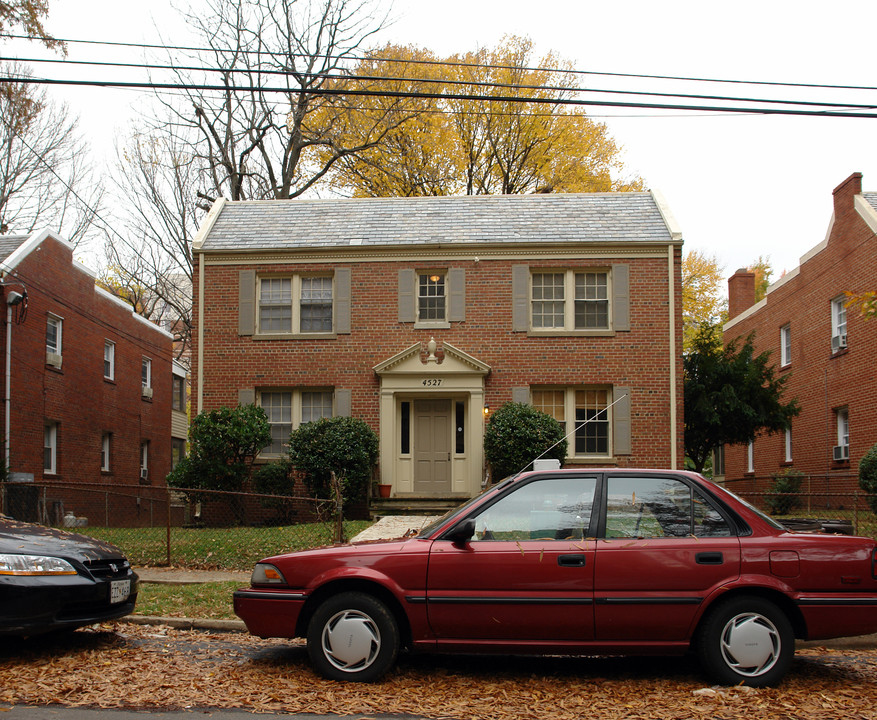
[{"xmin": 110, "ymin": 579, "xmax": 131, "ymax": 604}]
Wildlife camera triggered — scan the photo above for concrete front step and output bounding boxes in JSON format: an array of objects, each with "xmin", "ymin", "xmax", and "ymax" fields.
[{"xmin": 370, "ymin": 496, "xmax": 464, "ymax": 518}]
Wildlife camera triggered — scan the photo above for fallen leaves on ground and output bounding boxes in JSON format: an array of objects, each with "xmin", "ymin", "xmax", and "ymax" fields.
[{"xmin": 1, "ymin": 624, "xmax": 876, "ymax": 720}]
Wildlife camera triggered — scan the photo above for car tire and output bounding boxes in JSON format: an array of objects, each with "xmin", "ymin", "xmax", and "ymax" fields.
[
  {"xmin": 696, "ymin": 595, "xmax": 794, "ymax": 687},
  {"xmin": 306, "ymin": 591, "xmax": 399, "ymax": 682}
]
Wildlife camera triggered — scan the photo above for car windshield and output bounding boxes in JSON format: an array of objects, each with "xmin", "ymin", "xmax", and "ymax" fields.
[{"xmin": 417, "ymin": 475, "xmax": 519, "ymax": 538}]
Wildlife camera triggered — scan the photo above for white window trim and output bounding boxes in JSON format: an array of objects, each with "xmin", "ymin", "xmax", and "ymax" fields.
[
  {"xmin": 531, "ymin": 385, "xmax": 613, "ymax": 460},
  {"xmin": 784, "ymin": 428, "xmax": 792, "ymax": 463},
  {"xmin": 101, "ymin": 433, "xmax": 111, "ymax": 472},
  {"xmin": 104, "ymin": 341, "xmax": 115, "ymax": 380},
  {"xmin": 414, "ymin": 271, "xmax": 449, "ymax": 328},
  {"xmin": 256, "ymin": 274, "xmax": 334, "ymax": 336},
  {"xmin": 831, "ymin": 296, "xmax": 847, "ymax": 351},
  {"xmin": 140, "ymin": 441, "xmax": 149, "ymax": 482},
  {"xmin": 780, "ymin": 324, "xmax": 791, "ymax": 367},
  {"xmin": 747, "ymin": 439, "xmax": 754, "ymax": 474},
  {"xmin": 46, "ymin": 314, "xmax": 63, "ymax": 355},
  {"xmin": 142, "ymin": 357, "xmax": 152, "ymax": 391},
  {"xmin": 44, "ymin": 423, "xmax": 58, "ymax": 474},
  {"xmin": 529, "ymin": 268, "xmax": 612, "ymax": 334},
  {"xmin": 837, "ymin": 408, "xmax": 850, "ymax": 449},
  {"xmin": 259, "ymin": 388, "xmax": 335, "ymax": 456}
]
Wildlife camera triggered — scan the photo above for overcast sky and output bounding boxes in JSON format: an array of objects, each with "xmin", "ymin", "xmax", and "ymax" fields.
[{"xmin": 11, "ymin": 0, "xmax": 877, "ymax": 285}]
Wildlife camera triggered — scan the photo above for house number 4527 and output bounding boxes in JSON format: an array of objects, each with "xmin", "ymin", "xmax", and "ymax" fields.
[{"xmin": 422, "ymin": 379, "xmax": 442, "ymax": 387}]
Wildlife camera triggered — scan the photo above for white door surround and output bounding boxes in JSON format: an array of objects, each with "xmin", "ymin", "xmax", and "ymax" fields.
[{"xmin": 374, "ymin": 341, "xmax": 490, "ymax": 497}]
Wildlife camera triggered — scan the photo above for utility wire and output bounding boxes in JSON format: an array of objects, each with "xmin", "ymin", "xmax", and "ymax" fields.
[
  {"xmin": 5, "ymin": 54, "xmax": 877, "ymax": 113},
  {"xmin": 4, "ymin": 32, "xmax": 877, "ymax": 93},
  {"xmin": 2, "ymin": 74, "xmax": 876, "ymax": 118}
]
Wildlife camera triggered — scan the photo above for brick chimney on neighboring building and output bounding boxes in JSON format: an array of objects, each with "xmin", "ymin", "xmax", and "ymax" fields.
[{"xmin": 728, "ymin": 268, "xmax": 756, "ymax": 320}]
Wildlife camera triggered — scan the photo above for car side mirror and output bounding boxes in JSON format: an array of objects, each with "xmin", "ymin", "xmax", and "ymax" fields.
[{"xmin": 445, "ymin": 517, "xmax": 475, "ymax": 545}]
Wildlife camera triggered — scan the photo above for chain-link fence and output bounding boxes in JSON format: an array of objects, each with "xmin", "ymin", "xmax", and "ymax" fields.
[
  {"xmin": 0, "ymin": 480, "xmax": 373, "ymax": 571},
  {"xmin": 720, "ymin": 473, "xmax": 876, "ymax": 537},
  {"xmin": 2, "ymin": 475, "xmax": 875, "ymax": 571}
]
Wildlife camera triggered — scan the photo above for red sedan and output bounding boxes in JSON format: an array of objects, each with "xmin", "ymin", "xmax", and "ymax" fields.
[{"xmin": 233, "ymin": 469, "xmax": 877, "ymax": 685}]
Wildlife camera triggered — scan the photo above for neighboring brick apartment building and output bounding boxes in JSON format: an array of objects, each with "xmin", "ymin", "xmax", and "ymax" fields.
[
  {"xmin": 0, "ymin": 229, "xmax": 175, "ymax": 524},
  {"xmin": 192, "ymin": 192, "xmax": 684, "ymax": 499},
  {"xmin": 721, "ymin": 172, "xmax": 877, "ymax": 491}
]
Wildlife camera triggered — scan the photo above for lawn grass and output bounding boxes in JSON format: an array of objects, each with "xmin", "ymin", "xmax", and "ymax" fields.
[
  {"xmin": 134, "ymin": 581, "xmax": 241, "ymax": 620},
  {"xmin": 81, "ymin": 520, "xmax": 373, "ymax": 571}
]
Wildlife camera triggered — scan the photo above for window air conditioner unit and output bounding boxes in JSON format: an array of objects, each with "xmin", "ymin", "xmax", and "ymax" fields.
[
  {"xmin": 831, "ymin": 334, "xmax": 847, "ymax": 352},
  {"xmin": 833, "ymin": 445, "xmax": 850, "ymax": 461},
  {"xmin": 140, "ymin": 467, "xmax": 149, "ymax": 482},
  {"xmin": 46, "ymin": 352, "xmax": 62, "ymax": 369},
  {"xmin": 142, "ymin": 386, "xmax": 153, "ymax": 399}
]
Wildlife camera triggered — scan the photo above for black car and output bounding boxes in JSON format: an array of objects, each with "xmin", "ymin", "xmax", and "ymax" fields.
[{"xmin": 0, "ymin": 515, "xmax": 138, "ymax": 636}]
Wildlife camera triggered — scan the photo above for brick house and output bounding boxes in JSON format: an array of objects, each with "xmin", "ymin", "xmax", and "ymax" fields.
[
  {"xmin": 721, "ymin": 172, "xmax": 877, "ymax": 490},
  {"xmin": 0, "ymin": 230, "xmax": 174, "ymax": 524},
  {"xmin": 192, "ymin": 192, "xmax": 684, "ymax": 499}
]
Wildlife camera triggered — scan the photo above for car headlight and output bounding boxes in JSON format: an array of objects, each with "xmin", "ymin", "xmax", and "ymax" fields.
[
  {"xmin": 251, "ymin": 563, "xmax": 287, "ymax": 585},
  {"xmin": 0, "ymin": 554, "xmax": 78, "ymax": 576}
]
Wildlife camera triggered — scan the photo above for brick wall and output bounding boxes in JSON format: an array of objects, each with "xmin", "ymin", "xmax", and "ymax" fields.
[
  {"xmin": 193, "ymin": 249, "xmax": 685, "ymax": 477},
  {"xmin": 0, "ymin": 234, "xmax": 174, "ymax": 526},
  {"xmin": 723, "ymin": 173, "xmax": 877, "ymax": 485}
]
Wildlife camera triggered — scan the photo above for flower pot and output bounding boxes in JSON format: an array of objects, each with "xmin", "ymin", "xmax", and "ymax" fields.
[{"xmin": 378, "ymin": 484, "xmax": 392, "ymax": 498}]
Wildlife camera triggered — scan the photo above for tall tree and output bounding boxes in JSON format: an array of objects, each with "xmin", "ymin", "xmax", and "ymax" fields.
[
  {"xmin": 154, "ymin": 0, "xmax": 412, "ymax": 202},
  {"xmin": 0, "ymin": 63, "xmax": 103, "ymax": 244},
  {"xmin": 103, "ymin": 126, "xmax": 201, "ymax": 364},
  {"xmin": 748, "ymin": 255, "xmax": 773, "ymax": 303},
  {"xmin": 682, "ymin": 250, "xmax": 727, "ymax": 352},
  {"xmin": 684, "ymin": 324, "xmax": 799, "ymax": 473},
  {"xmin": 0, "ymin": 0, "xmax": 63, "ymax": 52},
  {"xmin": 845, "ymin": 290, "xmax": 877, "ymax": 319},
  {"xmin": 326, "ymin": 37, "xmax": 644, "ymax": 196}
]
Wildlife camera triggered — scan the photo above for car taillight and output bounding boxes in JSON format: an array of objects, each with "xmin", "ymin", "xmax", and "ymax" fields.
[{"xmin": 872, "ymin": 548, "xmax": 877, "ymax": 580}]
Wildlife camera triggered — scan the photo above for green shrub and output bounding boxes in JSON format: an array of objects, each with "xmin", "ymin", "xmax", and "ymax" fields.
[
  {"xmin": 484, "ymin": 402, "xmax": 567, "ymax": 481},
  {"xmin": 859, "ymin": 443, "xmax": 877, "ymax": 513},
  {"xmin": 288, "ymin": 417, "xmax": 378, "ymax": 506},
  {"xmin": 252, "ymin": 460, "xmax": 296, "ymax": 523},
  {"xmin": 766, "ymin": 468, "xmax": 803, "ymax": 515}
]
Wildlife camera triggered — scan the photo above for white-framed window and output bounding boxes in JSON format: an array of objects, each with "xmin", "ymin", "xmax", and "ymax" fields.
[
  {"xmin": 747, "ymin": 439, "xmax": 754, "ymax": 474},
  {"xmin": 831, "ymin": 296, "xmax": 847, "ymax": 352},
  {"xmin": 172, "ymin": 374, "xmax": 186, "ymax": 412},
  {"xmin": 140, "ymin": 441, "xmax": 149, "ymax": 482},
  {"xmin": 101, "ymin": 432, "xmax": 111, "ymax": 472},
  {"xmin": 104, "ymin": 341, "xmax": 115, "ymax": 379},
  {"xmin": 44, "ymin": 423, "xmax": 58, "ymax": 474},
  {"xmin": 837, "ymin": 407, "xmax": 850, "ymax": 450},
  {"xmin": 46, "ymin": 314, "xmax": 62, "ymax": 356},
  {"xmin": 532, "ymin": 386, "xmax": 611, "ymax": 457},
  {"xmin": 780, "ymin": 324, "xmax": 791, "ymax": 367},
  {"xmin": 141, "ymin": 357, "xmax": 152, "ymax": 390},
  {"xmin": 417, "ymin": 272, "xmax": 446, "ymax": 323},
  {"xmin": 258, "ymin": 275, "xmax": 333, "ymax": 334},
  {"xmin": 784, "ymin": 427, "xmax": 792, "ymax": 463},
  {"xmin": 260, "ymin": 389, "xmax": 334, "ymax": 455},
  {"xmin": 531, "ymin": 269, "xmax": 609, "ymax": 331}
]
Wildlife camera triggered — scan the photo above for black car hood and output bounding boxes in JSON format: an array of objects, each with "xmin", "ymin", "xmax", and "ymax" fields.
[{"xmin": 0, "ymin": 517, "xmax": 126, "ymax": 562}]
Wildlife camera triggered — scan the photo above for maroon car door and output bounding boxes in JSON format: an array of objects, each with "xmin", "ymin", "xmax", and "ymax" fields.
[
  {"xmin": 426, "ymin": 474, "xmax": 598, "ymax": 641},
  {"xmin": 594, "ymin": 474, "xmax": 741, "ymax": 641}
]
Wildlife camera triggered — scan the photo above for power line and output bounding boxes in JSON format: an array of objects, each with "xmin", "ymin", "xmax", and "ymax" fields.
[
  {"xmin": 5, "ymin": 54, "xmax": 877, "ymax": 114},
  {"xmin": 3, "ymin": 74, "xmax": 876, "ymax": 118},
  {"xmin": 5, "ymin": 31, "xmax": 877, "ymax": 93}
]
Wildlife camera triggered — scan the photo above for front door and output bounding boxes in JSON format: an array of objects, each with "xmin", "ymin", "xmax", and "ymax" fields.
[{"xmin": 413, "ymin": 399, "xmax": 452, "ymax": 493}]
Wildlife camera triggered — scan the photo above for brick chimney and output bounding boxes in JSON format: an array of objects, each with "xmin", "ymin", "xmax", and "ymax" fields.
[
  {"xmin": 728, "ymin": 269, "xmax": 756, "ymax": 320},
  {"xmin": 833, "ymin": 172, "xmax": 862, "ymax": 215}
]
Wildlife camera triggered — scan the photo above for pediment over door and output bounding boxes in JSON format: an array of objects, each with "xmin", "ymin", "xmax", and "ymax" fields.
[{"xmin": 374, "ymin": 341, "xmax": 491, "ymax": 378}]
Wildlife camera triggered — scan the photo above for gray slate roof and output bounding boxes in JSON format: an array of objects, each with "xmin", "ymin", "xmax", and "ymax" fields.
[
  {"xmin": 0, "ymin": 235, "xmax": 29, "ymax": 263},
  {"xmin": 198, "ymin": 193, "xmax": 677, "ymax": 253},
  {"xmin": 863, "ymin": 192, "xmax": 877, "ymax": 213}
]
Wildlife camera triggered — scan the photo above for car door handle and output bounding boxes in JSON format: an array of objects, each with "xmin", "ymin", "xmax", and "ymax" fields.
[
  {"xmin": 696, "ymin": 552, "xmax": 724, "ymax": 565},
  {"xmin": 558, "ymin": 554, "xmax": 587, "ymax": 567}
]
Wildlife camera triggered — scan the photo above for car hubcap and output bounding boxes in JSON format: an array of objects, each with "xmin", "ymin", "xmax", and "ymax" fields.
[
  {"xmin": 321, "ymin": 609, "xmax": 381, "ymax": 673},
  {"xmin": 720, "ymin": 612, "xmax": 781, "ymax": 677}
]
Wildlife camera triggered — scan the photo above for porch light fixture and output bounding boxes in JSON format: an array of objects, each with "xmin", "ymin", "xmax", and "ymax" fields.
[{"xmin": 483, "ymin": 404, "xmax": 490, "ymax": 417}]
